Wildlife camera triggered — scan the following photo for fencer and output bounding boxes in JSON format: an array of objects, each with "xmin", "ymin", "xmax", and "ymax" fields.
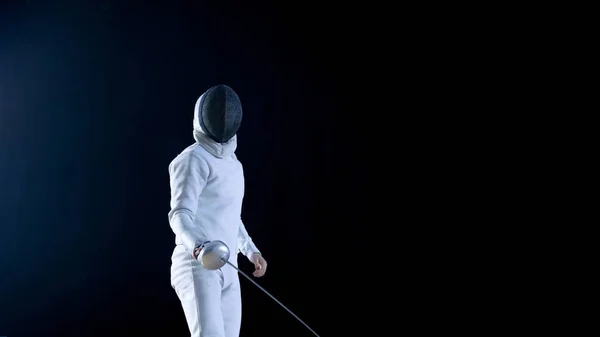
[{"xmin": 168, "ymin": 84, "xmax": 268, "ymax": 337}]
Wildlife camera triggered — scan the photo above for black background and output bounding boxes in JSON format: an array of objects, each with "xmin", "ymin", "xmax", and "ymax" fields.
[{"xmin": 0, "ymin": 1, "xmax": 377, "ymax": 336}]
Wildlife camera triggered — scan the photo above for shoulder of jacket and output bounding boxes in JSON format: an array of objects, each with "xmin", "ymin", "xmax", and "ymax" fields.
[{"xmin": 170, "ymin": 144, "xmax": 207, "ymax": 168}]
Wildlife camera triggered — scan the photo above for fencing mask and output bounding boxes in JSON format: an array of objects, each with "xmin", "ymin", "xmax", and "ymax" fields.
[{"xmin": 193, "ymin": 85, "xmax": 243, "ymax": 144}]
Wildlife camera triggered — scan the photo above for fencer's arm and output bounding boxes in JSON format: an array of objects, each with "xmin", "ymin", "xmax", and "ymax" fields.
[
  {"xmin": 237, "ymin": 221, "xmax": 261, "ymax": 259},
  {"xmin": 168, "ymin": 151, "xmax": 210, "ymax": 254}
]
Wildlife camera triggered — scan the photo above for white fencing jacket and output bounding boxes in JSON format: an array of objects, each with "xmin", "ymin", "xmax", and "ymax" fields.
[{"xmin": 168, "ymin": 119, "xmax": 260, "ymax": 269}]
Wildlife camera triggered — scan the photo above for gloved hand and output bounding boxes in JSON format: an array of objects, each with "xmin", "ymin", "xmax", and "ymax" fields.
[
  {"xmin": 193, "ymin": 241, "xmax": 211, "ymax": 260},
  {"xmin": 249, "ymin": 252, "xmax": 267, "ymax": 277}
]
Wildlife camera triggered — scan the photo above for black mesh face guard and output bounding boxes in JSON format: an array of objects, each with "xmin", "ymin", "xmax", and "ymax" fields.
[{"xmin": 198, "ymin": 85, "xmax": 243, "ymax": 143}]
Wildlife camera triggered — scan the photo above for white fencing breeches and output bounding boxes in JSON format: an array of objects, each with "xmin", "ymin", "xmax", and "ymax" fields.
[{"xmin": 171, "ymin": 245, "xmax": 242, "ymax": 337}]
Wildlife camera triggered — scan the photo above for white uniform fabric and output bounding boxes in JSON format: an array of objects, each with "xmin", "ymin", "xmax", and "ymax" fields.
[
  {"xmin": 169, "ymin": 96, "xmax": 260, "ymax": 337},
  {"xmin": 171, "ymin": 245, "xmax": 242, "ymax": 337}
]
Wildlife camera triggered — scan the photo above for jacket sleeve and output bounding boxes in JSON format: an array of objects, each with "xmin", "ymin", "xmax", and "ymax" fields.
[
  {"xmin": 237, "ymin": 220, "xmax": 260, "ymax": 259},
  {"xmin": 168, "ymin": 151, "xmax": 210, "ymax": 254}
]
